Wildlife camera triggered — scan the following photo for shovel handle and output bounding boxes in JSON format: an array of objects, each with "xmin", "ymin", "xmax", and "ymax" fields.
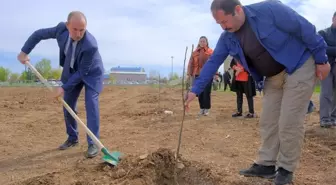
[{"xmin": 24, "ymin": 61, "xmax": 104, "ymax": 150}]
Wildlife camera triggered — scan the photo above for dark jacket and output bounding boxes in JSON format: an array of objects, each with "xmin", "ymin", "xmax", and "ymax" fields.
[
  {"xmin": 318, "ymin": 26, "xmax": 336, "ymax": 64},
  {"xmin": 21, "ymin": 22, "xmax": 105, "ymax": 93},
  {"xmin": 223, "ymin": 71, "xmax": 231, "ymax": 82}
]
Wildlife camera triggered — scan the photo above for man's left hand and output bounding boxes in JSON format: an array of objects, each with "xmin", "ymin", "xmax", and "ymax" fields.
[
  {"xmin": 52, "ymin": 87, "xmax": 64, "ymax": 98},
  {"xmin": 316, "ymin": 63, "xmax": 330, "ymax": 80}
]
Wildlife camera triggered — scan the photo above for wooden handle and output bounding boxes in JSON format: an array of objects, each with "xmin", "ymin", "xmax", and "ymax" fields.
[{"xmin": 24, "ymin": 61, "xmax": 104, "ymax": 149}]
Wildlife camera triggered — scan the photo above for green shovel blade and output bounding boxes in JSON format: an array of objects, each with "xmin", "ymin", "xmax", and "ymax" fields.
[{"xmin": 101, "ymin": 147, "xmax": 122, "ymax": 166}]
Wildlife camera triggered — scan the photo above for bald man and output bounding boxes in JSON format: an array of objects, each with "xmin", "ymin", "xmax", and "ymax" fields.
[{"xmin": 17, "ymin": 11, "xmax": 104, "ymax": 158}]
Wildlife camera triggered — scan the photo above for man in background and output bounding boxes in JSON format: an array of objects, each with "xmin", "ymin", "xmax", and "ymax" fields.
[
  {"xmin": 223, "ymin": 68, "xmax": 232, "ymax": 91},
  {"xmin": 318, "ymin": 11, "xmax": 336, "ymax": 128}
]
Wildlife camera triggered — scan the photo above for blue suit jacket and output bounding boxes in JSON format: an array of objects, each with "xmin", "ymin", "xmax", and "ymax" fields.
[
  {"xmin": 21, "ymin": 22, "xmax": 105, "ymax": 93},
  {"xmin": 191, "ymin": 0, "xmax": 328, "ymax": 95}
]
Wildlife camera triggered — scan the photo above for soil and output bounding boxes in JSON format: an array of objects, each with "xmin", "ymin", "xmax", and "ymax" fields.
[{"xmin": 0, "ymin": 86, "xmax": 335, "ymax": 185}]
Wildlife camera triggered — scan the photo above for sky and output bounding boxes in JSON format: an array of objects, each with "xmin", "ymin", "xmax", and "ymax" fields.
[{"xmin": 0, "ymin": 0, "xmax": 334, "ymax": 77}]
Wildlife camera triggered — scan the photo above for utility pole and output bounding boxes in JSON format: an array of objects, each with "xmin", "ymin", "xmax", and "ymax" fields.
[{"xmin": 171, "ymin": 56, "xmax": 174, "ymax": 79}]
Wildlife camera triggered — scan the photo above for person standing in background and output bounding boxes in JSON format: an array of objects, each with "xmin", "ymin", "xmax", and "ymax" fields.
[
  {"xmin": 213, "ymin": 72, "xmax": 220, "ymax": 91},
  {"xmin": 230, "ymin": 58, "xmax": 256, "ymax": 118},
  {"xmin": 218, "ymin": 71, "xmax": 223, "ymax": 89},
  {"xmin": 318, "ymin": 11, "xmax": 336, "ymax": 128},
  {"xmin": 187, "ymin": 36, "xmax": 214, "ymax": 116},
  {"xmin": 223, "ymin": 68, "xmax": 232, "ymax": 91}
]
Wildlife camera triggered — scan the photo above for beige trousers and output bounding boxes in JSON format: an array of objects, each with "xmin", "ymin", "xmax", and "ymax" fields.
[{"xmin": 256, "ymin": 56, "xmax": 316, "ymax": 172}]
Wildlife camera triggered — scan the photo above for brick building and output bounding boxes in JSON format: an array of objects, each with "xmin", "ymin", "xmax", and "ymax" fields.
[{"xmin": 109, "ymin": 66, "xmax": 147, "ymax": 83}]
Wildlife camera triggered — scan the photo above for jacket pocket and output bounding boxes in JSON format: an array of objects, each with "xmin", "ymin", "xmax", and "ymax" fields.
[{"xmin": 258, "ymin": 25, "xmax": 288, "ymax": 51}]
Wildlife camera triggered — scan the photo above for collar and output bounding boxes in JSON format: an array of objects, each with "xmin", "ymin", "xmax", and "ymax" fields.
[
  {"xmin": 331, "ymin": 25, "xmax": 336, "ymax": 32},
  {"xmin": 243, "ymin": 6, "xmax": 256, "ymax": 18}
]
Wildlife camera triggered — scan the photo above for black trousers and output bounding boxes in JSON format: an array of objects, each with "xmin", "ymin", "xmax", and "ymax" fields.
[
  {"xmin": 236, "ymin": 90, "xmax": 254, "ymax": 114},
  {"xmin": 224, "ymin": 80, "xmax": 231, "ymax": 91},
  {"xmin": 198, "ymin": 80, "xmax": 212, "ymax": 109},
  {"xmin": 234, "ymin": 80, "xmax": 255, "ymax": 114}
]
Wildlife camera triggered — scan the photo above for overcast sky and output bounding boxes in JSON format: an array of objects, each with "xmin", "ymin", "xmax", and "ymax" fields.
[{"xmin": 0, "ymin": 0, "xmax": 334, "ymax": 76}]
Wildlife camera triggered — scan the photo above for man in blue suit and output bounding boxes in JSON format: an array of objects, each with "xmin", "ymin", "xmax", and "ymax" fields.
[
  {"xmin": 17, "ymin": 11, "xmax": 104, "ymax": 158},
  {"xmin": 185, "ymin": 0, "xmax": 330, "ymax": 185}
]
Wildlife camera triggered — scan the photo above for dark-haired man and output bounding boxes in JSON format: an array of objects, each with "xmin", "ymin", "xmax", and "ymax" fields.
[
  {"xmin": 17, "ymin": 11, "xmax": 104, "ymax": 158},
  {"xmin": 318, "ymin": 11, "xmax": 336, "ymax": 128},
  {"xmin": 184, "ymin": 0, "xmax": 330, "ymax": 184}
]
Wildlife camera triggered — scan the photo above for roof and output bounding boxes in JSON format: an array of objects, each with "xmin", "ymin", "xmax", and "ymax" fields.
[
  {"xmin": 110, "ymin": 71, "xmax": 147, "ymax": 75},
  {"xmin": 110, "ymin": 66, "xmax": 145, "ymax": 73}
]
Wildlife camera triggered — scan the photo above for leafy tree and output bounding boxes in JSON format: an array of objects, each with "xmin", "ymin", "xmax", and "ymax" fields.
[
  {"xmin": 49, "ymin": 68, "xmax": 62, "ymax": 80},
  {"xmin": 0, "ymin": 67, "xmax": 11, "ymax": 82},
  {"xmin": 35, "ymin": 58, "xmax": 52, "ymax": 79},
  {"xmin": 169, "ymin": 72, "xmax": 179, "ymax": 81},
  {"xmin": 20, "ymin": 68, "xmax": 36, "ymax": 82},
  {"xmin": 20, "ymin": 71, "xmax": 28, "ymax": 81},
  {"xmin": 8, "ymin": 73, "xmax": 20, "ymax": 83}
]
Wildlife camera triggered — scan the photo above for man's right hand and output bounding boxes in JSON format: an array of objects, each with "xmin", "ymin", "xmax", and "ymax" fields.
[
  {"xmin": 17, "ymin": 51, "xmax": 29, "ymax": 64},
  {"xmin": 184, "ymin": 91, "xmax": 197, "ymax": 112}
]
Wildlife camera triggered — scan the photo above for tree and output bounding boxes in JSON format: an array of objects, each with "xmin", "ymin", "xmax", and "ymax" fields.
[
  {"xmin": 8, "ymin": 73, "xmax": 20, "ymax": 83},
  {"xmin": 0, "ymin": 67, "xmax": 11, "ymax": 82},
  {"xmin": 20, "ymin": 68, "xmax": 36, "ymax": 82},
  {"xmin": 20, "ymin": 71, "xmax": 28, "ymax": 81},
  {"xmin": 35, "ymin": 58, "xmax": 52, "ymax": 79},
  {"xmin": 49, "ymin": 68, "xmax": 62, "ymax": 80},
  {"xmin": 169, "ymin": 72, "xmax": 179, "ymax": 81}
]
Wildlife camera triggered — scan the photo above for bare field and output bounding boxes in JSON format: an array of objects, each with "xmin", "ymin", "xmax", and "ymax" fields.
[{"xmin": 0, "ymin": 86, "xmax": 335, "ymax": 185}]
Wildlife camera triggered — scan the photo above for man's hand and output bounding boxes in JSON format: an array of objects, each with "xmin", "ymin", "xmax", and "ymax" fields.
[
  {"xmin": 52, "ymin": 87, "xmax": 64, "ymax": 98},
  {"xmin": 17, "ymin": 51, "xmax": 30, "ymax": 64},
  {"xmin": 316, "ymin": 63, "xmax": 330, "ymax": 80},
  {"xmin": 184, "ymin": 91, "xmax": 197, "ymax": 112}
]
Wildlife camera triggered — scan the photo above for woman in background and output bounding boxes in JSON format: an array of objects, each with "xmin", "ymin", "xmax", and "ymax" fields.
[
  {"xmin": 230, "ymin": 58, "xmax": 256, "ymax": 118},
  {"xmin": 187, "ymin": 36, "xmax": 213, "ymax": 116}
]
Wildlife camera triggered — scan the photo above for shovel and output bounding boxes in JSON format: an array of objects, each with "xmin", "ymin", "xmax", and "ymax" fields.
[{"xmin": 25, "ymin": 61, "xmax": 121, "ymax": 166}]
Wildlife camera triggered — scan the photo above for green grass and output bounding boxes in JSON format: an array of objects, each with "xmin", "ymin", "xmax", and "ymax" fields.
[{"xmin": 314, "ymin": 85, "xmax": 320, "ymax": 93}]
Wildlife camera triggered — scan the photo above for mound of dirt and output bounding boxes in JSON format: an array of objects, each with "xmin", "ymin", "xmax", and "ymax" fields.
[
  {"xmin": 137, "ymin": 95, "xmax": 159, "ymax": 104},
  {"xmin": 16, "ymin": 148, "xmax": 221, "ymax": 185}
]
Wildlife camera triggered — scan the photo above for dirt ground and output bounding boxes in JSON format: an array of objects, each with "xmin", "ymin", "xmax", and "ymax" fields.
[{"xmin": 0, "ymin": 85, "xmax": 335, "ymax": 185}]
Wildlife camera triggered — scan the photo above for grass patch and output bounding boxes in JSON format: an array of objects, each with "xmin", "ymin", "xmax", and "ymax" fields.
[{"xmin": 314, "ymin": 85, "xmax": 320, "ymax": 93}]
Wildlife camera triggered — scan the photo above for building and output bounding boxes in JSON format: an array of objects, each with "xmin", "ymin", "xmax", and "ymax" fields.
[
  {"xmin": 103, "ymin": 73, "xmax": 110, "ymax": 84},
  {"xmin": 109, "ymin": 66, "xmax": 147, "ymax": 84}
]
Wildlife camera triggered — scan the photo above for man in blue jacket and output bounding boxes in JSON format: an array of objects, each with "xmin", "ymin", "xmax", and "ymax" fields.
[
  {"xmin": 17, "ymin": 11, "xmax": 104, "ymax": 158},
  {"xmin": 318, "ymin": 12, "xmax": 336, "ymax": 128},
  {"xmin": 184, "ymin": 0, "xmax": 330, "ymax": 184}
]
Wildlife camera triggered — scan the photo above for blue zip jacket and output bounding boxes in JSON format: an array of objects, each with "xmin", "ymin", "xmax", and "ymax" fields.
[{"xmin": 191, "ymin": 0, "xmax": 328, "ymax": 95}]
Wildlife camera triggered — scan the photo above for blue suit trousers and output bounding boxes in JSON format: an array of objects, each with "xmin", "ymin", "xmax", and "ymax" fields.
[{"xmin": 63, "ymin": 82, "xmax": 100, "ymax": 145}]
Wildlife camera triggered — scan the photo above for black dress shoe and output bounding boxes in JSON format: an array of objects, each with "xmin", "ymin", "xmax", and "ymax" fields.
[
  {"xmin": 239, "ymin": 163, "xmax": 276, "ymax": 179},
  {"xmin": 274, "ymin": 167, "xmax": 293, "ymax": 185},
  {"xmin": 58, "ymin": 139, "xmax": 78, "ymax": 150},
  {"xmin": 86, "ymin": 144, "xmax": 98, "ymax": 158}
]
